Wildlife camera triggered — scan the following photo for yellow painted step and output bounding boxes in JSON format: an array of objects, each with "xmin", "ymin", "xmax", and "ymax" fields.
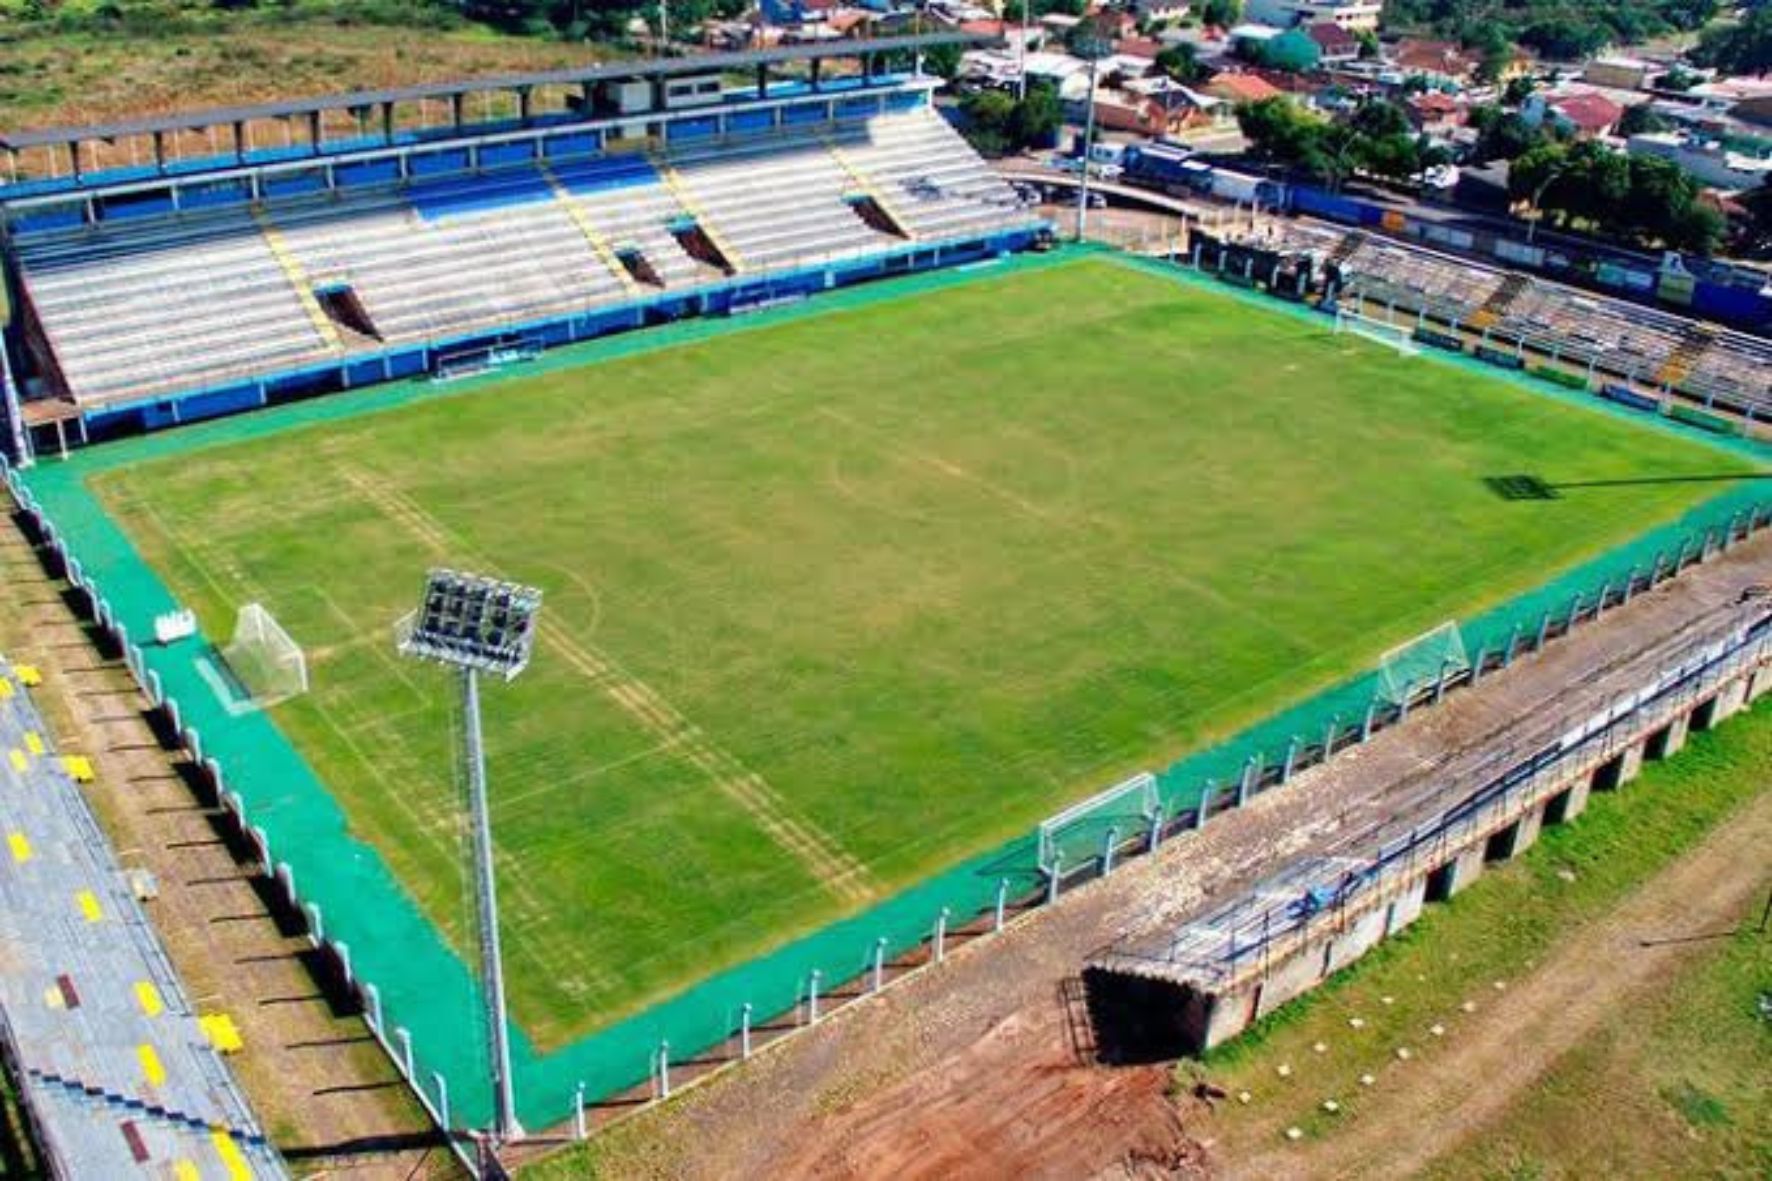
[
  {"xmin": 540, "ymin": 163, "xmax": 641, "ymax": 297},
  {"xmin": 649, "ymin": 152, "xmax": 746, "ymax": 273},
  {"xmin": 253, "ymin": 209, "xmax": 342, "ymax": 350},
  {"xmin": 211, "ymin": 1129, "xmax": 252, "ymax": 1181}
]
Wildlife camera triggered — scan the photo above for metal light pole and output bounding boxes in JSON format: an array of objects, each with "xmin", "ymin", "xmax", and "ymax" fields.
[
  {"xmin": 1018, "ymin": 0, "xmax": 1031, "ymax": 102},
  {"xmin": 398, "ymin": 569, "xmax": 544, "ymax": 1147},
  {"xmin": 1073, "ymin": 47, "xmax": 1104, "ymax": 243}
]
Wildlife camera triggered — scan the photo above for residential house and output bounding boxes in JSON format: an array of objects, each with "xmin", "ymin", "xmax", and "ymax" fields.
[
  {"xmin": 1305, "ymin": 21, "xmax": 1360, "ymax": 64},
  {"xmin": 1246, "ymin": 0, "xmax": 1382, "ymax": 31},
  {"xmin": 1524, "ymin": 89, "xmax": 1624, "ymax": 138},
  {"xmin": 1391, "ymin": 38, "xmax": 1475, "ymax": 87},
  {"xmin": 1582, "ymin": 55, "xmax": 1655, "ymax": 92},
  {"xmin": 1203, "ymin": 69, "xmax": 1285, "ymax": 103},
  {"xmin": 1628, "ymin": 130, "xmax": 1772, "ymax": 191},
  {"xmin": 1406, "ymin": 89, "xmax": 1464, "ymax": 134}
]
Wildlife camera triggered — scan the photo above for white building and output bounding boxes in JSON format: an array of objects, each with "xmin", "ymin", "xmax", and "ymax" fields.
[
  {"xmin": 1245, "ymin": 0, "xmax": 1382, "ymax": 31},
  {"xmin": 1628, "ymin": 131, "xmax": 1772, "ymax": 192}
]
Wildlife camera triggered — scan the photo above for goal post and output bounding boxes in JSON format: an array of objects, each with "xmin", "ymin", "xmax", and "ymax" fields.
[
  {"xmin": 1038, "ymin": 772, "xmax": 1160, "ymax": 875},
  {"xmin": 1376, "ymin": 621, "xmax": 1469, "ymax": 707},
  {"xmin": 222, "ymin": 603, "xmax": 309, "ymax": 705},
  {"xmin": 1333, "ymin": 305, "xmax": 1420, "ymax": 357}
]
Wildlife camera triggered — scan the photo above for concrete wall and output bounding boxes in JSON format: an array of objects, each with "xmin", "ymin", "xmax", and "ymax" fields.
[{"xmin": 1095, "ymin": 628, "xmax": 1772, "ymax": 1059}]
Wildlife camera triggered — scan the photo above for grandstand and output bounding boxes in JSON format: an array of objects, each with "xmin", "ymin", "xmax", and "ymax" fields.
[
  {"xmin": 1240, "ymin": 220, "xmax": 1772, "ymax": 423},
  {"xmin": 0, "ymin": 657, "xmax": 286, "ymax": 1179},
  {"xmin": 0, "ymin": 36, "xmax": 1045, "ymax": 453}
]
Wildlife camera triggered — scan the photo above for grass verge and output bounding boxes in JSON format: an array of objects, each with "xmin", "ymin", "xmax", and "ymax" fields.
[{"xmin": 1196, "ymin": 695, "xmax": 1772, "ymax": 1162}]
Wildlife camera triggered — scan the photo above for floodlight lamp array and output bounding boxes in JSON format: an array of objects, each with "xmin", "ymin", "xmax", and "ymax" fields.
[{"xmin": 398, "ymin": 568, "xmax": 543, "ymax": 679}]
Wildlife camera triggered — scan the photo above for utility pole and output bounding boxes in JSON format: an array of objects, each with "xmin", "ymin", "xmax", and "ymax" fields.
[{"xmin": 1073, "ymin": 42, "xmax": 1105, "ymax": 243}]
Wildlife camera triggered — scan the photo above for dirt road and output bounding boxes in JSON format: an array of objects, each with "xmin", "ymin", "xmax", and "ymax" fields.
[
  {"xmin": 1230, "ymin": 785, "xmax": 1772, "ymax": 1181},
  {"xmin": 571, "ymin": 536, "xmax": 1772, "ymax": 1181}
]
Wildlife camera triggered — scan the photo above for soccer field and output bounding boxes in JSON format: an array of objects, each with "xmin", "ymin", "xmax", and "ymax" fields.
[{"xmin": 90, "ymin": 256, "xmax": 1758, "ymax": 1048}]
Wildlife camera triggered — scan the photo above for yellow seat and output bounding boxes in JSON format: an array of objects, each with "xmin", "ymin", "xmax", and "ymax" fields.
[
  {"xmin": 75, "ymin": 890, "xmax": 102, "ymax": 922},
  {"xmin": 9, "ymin": 750, "xmax": 27, "ymax": 773},
  {"xmin": 135, "ymin": 981, "xmax": 165, "ymax": 1018},
  {"xmin": 200, "ymin": 1012, "xmax": 245, "ymax": 1054},
  {"xmin": 62, "ymin": 755, "xmax": 94, "ymax": 783},
  {"xmin": 24, "ymin": 732, "xmax": 43, "ymax": 756},
  {"xmin": 8, "ymin": 832, "xmax": 32, "ymax": 864},
  {"xmin": 0, "ymin": 678, "xmax": 12, "ymax": 699},
  {"xmin": 210, "ymin": 1129, "xmax": 252, "ymax": 1181},
  {"xmin": 137, "ymin": 1042, "xmax": 166, "ymax": 1087},
  {"xmin": 14, "ymin": 665, "xmax": 41, "ymax": 687}
]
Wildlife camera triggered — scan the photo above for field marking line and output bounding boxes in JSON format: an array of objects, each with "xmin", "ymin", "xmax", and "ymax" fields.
[
  {"xmin": 816, "ymin": 406, "xmax": 1063, "ymax": 527},
  {"xmin": 335, "ymin": 463, "xmax": 880, "ymax": 906}
]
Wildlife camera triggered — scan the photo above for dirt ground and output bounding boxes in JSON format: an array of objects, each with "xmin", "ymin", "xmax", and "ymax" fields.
[
  {"xmin": 0, "ymin": 511, "xmax": 458, "ymax": 1179},
  {"xmin": 1226, "ymin": 785, "xmax": 1772, "ymax": 1181},
  {"xmin": 551, "ymin": 532, "xmax": 1772, "ymax": 1181}
]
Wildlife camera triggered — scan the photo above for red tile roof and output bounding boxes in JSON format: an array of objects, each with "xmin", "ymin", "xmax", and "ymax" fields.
[
  {"xmin": 1205, "ymin": 71, "xmax": 1283, "ymax": 102},
  {"xmin": 1305, "ymin": 22, "xmax": 1358, "ymax": 53},
  {"xmin": 1548, "ymin": 91, "xmax": 1624, "ymax": 133},
  {"xmin": 1393, "ymin": 38, "xmax": 1471, "ymax": 77}
]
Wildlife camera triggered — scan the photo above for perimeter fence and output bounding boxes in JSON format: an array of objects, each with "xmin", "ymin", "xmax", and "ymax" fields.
[{"xmin": 5, "ymin": 249, "xmax": 1772, "ymax": 1154}]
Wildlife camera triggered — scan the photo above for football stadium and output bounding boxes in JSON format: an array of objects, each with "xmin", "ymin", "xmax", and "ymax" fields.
[{"xmin": 2, "ymin": 30, "xmax": 1771, "ymax": 1179}]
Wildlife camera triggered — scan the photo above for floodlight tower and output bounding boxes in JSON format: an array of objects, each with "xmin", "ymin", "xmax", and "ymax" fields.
[{"xmin": 397, "ymin": 569, "xmax": 543, "ymax": 1146}]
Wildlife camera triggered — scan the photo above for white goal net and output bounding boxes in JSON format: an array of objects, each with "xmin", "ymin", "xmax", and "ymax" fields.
[
  {"xmin": 222, "ymin": 603, "xmax": 309, "ymax": 705},
  {"xmin": 1376, "ymin": 621, "xmax": 1469, "ymax": 707},
  {"xmin": 1334, "ymin": 306, "xmax": 1420, "ymax": 356},
  {"xmin": 1038, "ymin": 772, "xmax": 1159, "ymax": 874}
]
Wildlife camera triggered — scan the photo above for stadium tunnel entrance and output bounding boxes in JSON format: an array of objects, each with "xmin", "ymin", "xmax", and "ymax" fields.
[{"xmin": 1081, "ymin": 966, "xmax": 1209, "ymax": 1063}]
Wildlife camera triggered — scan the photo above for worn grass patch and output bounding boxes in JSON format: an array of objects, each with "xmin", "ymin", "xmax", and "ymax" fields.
[{"xmin": 91, "ymin": 257, "xmax": 1759, "ymax": 1048}]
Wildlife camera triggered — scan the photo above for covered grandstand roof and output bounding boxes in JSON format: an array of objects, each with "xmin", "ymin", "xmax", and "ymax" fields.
[{"xmin": 0, "ymin": 33, "xmax": 988, "ymax": 152}]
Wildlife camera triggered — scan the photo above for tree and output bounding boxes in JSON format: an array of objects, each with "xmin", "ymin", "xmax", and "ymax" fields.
[
  {"xmin": 1738, "ymin": 180, "xmax": 1772, "ymax": 253},
  {"xmin": 1694, "ymin": 7, "xmax": 1772, "ymax": 76},
  {"xmin": 1473, "ymin": 109, "xmax": 1546, "ymax": 162},
  {"xmin": 1262, "ymin": 28, "xmax": 1323, "ymax": 73},
  {"xmin": 1349, "ymin": 97, "xmax": 1411, "ymax": 140},
  {"xmin": 1616, "ymin": 103, "xmax": 1670, "ymax": 137},
  {"xmin": 1009, "ymin": 83, "xmax": 1063, "ymax": 150},
  {"xmin": 1656, "ymin": 66, "xmax": 1699, "ymax": 92},
  {"xmin": 1502, "ymin": 75, "xmax": 1536, "ymax": 106},
  {"xmin": 960, "ymin": 86, "xmax": 1061, "ymax": 157},
  {"xmin": 1360, "ymin": 132, "xmax": 1425, "ymax": 181},
  {"xmin": 1356, "ymin": 29, "xmax": 1380, "ymax": 60},
  {"xmin": 1237, "ymin": 97, "xmax": 1327, "ymax": 166},
  {"xmin": 1518, "ymin": 18, "xmax": 1608, "ymax": 60},
  {"xmin": 1665, "ymin": 201, "xmax": 1724, "ymax": 254},
  {"xmin": 922, "ymin": 41, "xmax": 963, "ymax": 81},
  {"xmin": 1201, "ymin": 0, "xmax": 1241, "ymax": 29},
  {"xmin": 1155, "ymin": 43, "xmax": 1207, "ymax": 83},
  {"xmin": 960, "ymin": 90, "xmax": 1018, "ymax": 157}
]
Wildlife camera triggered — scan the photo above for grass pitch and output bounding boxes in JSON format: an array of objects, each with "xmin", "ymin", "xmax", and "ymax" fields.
[{"xmin": 91, "ymin": 257, "xmax": 1760, "ymax": 1047}]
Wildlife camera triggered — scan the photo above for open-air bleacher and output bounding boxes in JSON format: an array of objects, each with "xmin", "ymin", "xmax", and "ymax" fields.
[
  {"xmin": 9, "ymin": 108, "xmax": 1038, "ymax": 418},
  {"xmin": 14, "ymin": 210, "xmax": 336, "ymax": 407},
  {"xmin": 665, "ymin": 128, "xmax": 896, "ymax": 270},
  {"xmin": 1254, "ymin": 219, "xmax": 1772, "ymax": 419},
  {"xmin": 834, "ymin": 111, "xmax": 1029, "ymax": 241},
  {"xmin": 0, "ymin": 658, "xmax": 287, "ymax": 1179}
]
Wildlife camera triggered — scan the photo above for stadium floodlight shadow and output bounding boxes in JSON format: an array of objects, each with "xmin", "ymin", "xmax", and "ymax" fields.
[{"xmin": 1485, "ymin": 471, "xmax": 1772, "ymax": 501}]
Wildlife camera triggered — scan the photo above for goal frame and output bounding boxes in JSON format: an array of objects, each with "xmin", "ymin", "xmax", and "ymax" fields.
[
  {"xmin": 222, "ymin": 602, "xmax": 309, "ymax": 705},
  {"xmin": 1333, "ymin": 305, "xmax": 1421, "ymax": 357},
  {"xmin": 1376, "ymin": 620, "xmax": 1469, "ymax": 707},
  {"xmin": 1038, "ymin": 772, "xmax": 1160, "ymax": 874}
]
